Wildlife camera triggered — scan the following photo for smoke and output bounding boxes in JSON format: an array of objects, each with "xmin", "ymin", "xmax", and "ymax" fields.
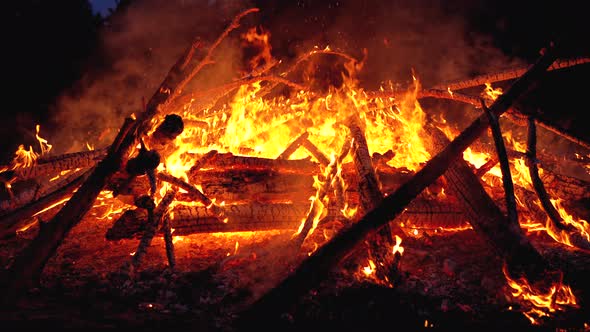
[
  {"xmin": 50, "ymin": 0, "xmax": 255, "ymax": 153},
  {"xmin": 47, "ymin": 0, "xmax": 531, "ymax": 154}
]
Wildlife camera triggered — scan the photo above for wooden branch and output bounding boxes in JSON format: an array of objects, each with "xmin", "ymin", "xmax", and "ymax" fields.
[
  {"xmin": 418, "ymin": 88, "xmax": 480, "ymax": 106},
  {"xmin": 169, "ymin": 8, "xmax": 260, "ymax": 108},
  {"xmin": 278, "ymin": 131, "xmax": 309, "ymax": 160},
  {"xmin": 300, "ymin": 138, "xmax": 330, "ymax": 166},
  {"xmin": 481, "ymin": 99, "xmax": 519, "ymax": 224},
  {"xmin": 162, "ymin": 214, "xmax": 176, "ymax": 269},
  {"xmin": 233, "ymin": 44, "xmax": 557, "ymax": 327},
  {"xmin": 431, "ymin": 57, "xmax": 590, "ymax": 91},
  {"xmin": 385, "ymin": 87, "xmax": 590, "ymax": 151},
  {"xmin": 526, "ymin": 117, "xmax": 590, "ymax": 249}
]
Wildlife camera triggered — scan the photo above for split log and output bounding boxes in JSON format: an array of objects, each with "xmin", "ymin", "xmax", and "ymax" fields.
[
  {"xmin": 200, "ymin": 152, "xmax": 320, "ymax": 173},
  {"xmin": 525, "ymin": 117, "xmax": 590, "ymax": 249},
  {"xmin": 187, "ymin": 150, "xmax": 219, "ymax": 178},
  {"xmin": 234, "ymin": 44, "xmax": 557, "ymax": 327},
  {"xmin": 481, "ymin": 100, "xmax": 519, "ymax": 224},
  {"xmin": 0, "ymin": 148, "xmax": 106, "ymax": 182},
  {"xmin": 157, "ymin": 171, "xmax": 227, "ymax": 220},
  {"xmin": 526, "ymin": 116, "xmax": 569, "ymax": 229},
  {"xmin": 105, "ymin": 198, "xmax": 466, "ymax": 240},
  {"xmin": 1, "ymin": 8, "xmax": 261, "ymax": 303}
]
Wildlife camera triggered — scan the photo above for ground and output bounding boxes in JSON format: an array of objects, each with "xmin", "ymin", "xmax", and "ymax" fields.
[{"xmin": 1, "ymin": 213, "xmax": 589, "ymax": 331}]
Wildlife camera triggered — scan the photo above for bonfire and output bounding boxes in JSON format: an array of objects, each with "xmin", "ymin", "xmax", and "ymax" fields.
[{"xmin": 1, "ymin": 6, "xmax": 589, "ymax": 331}]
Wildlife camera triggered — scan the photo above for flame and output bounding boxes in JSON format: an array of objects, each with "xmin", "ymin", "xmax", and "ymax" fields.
[
  {"xmin": 392, "ymin": 234, "xmax": 404, "ymax": 256},
  {"xmin": 482, "ymin": 82, "xmax": 503, "ymax": 101},
  {"xmin": 35, "ymin": 124, "xmax": 52, "ymax": 156},
  {"xmin": 523, "ymin": 199, "xmax": 590, "ymax": 247},
  {"xmin": 362, "ymin": 259, "xmax": 376, "ymax": 276},
  {"xmin": 502, "ymin": 264, "xmax": 578, "ymax": 325},
  {"xmin": 9, "ymin": 125, "xmax": 53, "ymax": 170}
]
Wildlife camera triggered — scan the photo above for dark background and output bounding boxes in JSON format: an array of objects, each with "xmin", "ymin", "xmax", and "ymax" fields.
[{"xmin": 3, "ymin": 0, "xmax": 589, "ymax": 163}]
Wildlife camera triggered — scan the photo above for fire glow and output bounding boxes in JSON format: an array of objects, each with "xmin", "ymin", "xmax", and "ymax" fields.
[{"xmin": 1, "ymin": 7, "xmax": 588, "ymax": 328}]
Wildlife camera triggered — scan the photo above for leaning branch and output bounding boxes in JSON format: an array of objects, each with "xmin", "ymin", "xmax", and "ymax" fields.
[{"xmin": 432, "ymin": 57, "xmax": 590, "ymax": 91}]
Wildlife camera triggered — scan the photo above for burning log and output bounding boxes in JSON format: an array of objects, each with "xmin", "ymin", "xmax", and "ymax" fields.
[
  {"xmin": 0, "ymin": 148, "xmax": 106, "ymax": 182},
  {"xmin": 200, "ymin": 152, "xmax": 320, "ymax": 173},
  {"xmin": 0, "ymin": 169, "xmax": 91, "ymax": 239},
  {"xmin": 189, "ymin": 163, "xmax": 416, "ymax": 206},
  {"xmin": 0, "ymin": 167, "xmax": 90, "ymax": 216},
  {"xmin": 344, "ymin": 115, "xmax": 399, "ymax": 279},
  {"xmin": 234, "ymin": 44, "xmax": 558, "ymax": 327},
  {"xmin": 107, "ymin": 202, "xmax": 310, "ymax": 239},
  {"xmin": 106, "ymin": 197, "xmax": 466, "ymax": 240}
]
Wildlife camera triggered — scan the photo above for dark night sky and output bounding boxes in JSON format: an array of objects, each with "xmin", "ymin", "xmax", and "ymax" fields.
[{"xmin": 89, "ymin": 0, "xmax": 118, "ymax": 16}]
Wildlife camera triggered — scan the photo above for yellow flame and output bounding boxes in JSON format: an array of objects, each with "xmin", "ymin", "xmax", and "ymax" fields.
[
  {"xmin": 483, "ymin": 82, "xmax": 503, "ymax": 101},
  {"xmin": 503, "ymin": 264, "xmax": 578, "ymax": 325},
  {"xmin": 362, "ymin": 259, "xmax": 376, "ymax": 276},
  {"xmin": 392, "ymin": 234, "xmax": 404, "ymax": 255}
]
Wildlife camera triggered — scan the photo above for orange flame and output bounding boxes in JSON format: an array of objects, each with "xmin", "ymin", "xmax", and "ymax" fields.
[{"xmin": 502, "ymin": 264, "xmax": 578, "ymax": 325}]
